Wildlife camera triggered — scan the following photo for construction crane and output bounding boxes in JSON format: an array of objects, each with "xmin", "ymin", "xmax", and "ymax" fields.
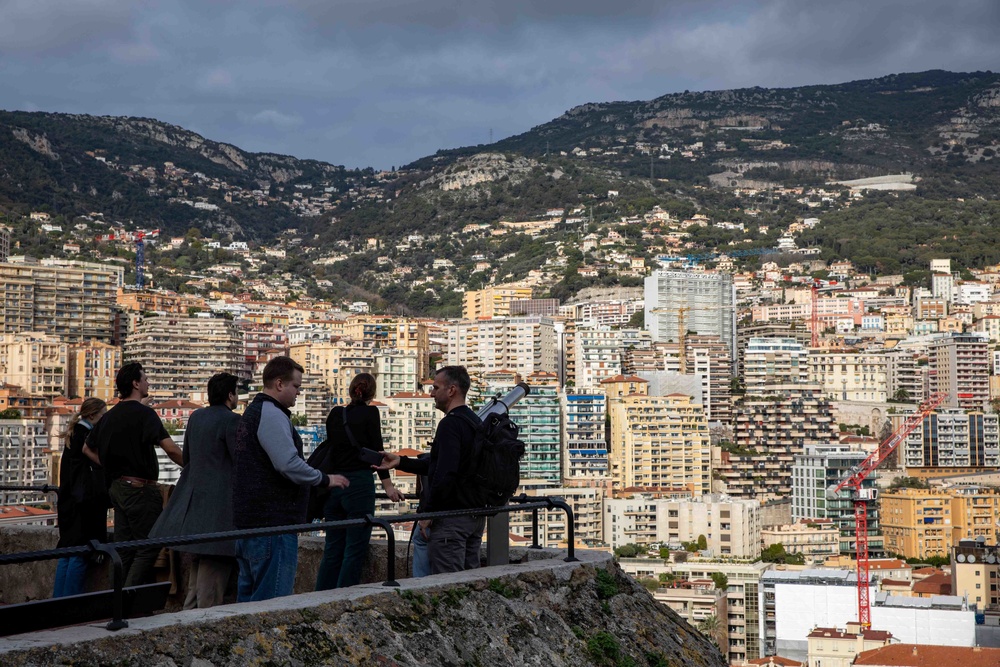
[{"xmin": 828, "ymin": 392, "xmax": 947, "ymax": 629}]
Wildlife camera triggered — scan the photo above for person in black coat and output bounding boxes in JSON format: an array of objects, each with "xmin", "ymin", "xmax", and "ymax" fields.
[
  {"xmin": 315, "ymin": 373, "xmax": 404, "ymax": 590},
  {"xmin": 54, "ymin": 397, "xmax": 108, "ymax": 597}
]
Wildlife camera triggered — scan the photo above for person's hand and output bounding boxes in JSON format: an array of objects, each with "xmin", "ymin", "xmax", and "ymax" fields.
[
  {"xmin": 328, "ymin": 474, "xmax": 350, "ymax": 489},
  {"xmin": 418, "ymin": 519, "xmax": 432, "ymax": 538},
  {"xmin": 383, "ymin": 485, "xmax": 405, "ymax": 503},
  {"xmin": 374, "ymin": 452, "xmax": 400, "ymax": 471}
]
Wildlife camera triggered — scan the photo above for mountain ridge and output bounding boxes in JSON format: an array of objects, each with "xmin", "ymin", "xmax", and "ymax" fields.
[{"xmin": 3, "ymin": 70, "xmax": 1000, "ymax": 315}]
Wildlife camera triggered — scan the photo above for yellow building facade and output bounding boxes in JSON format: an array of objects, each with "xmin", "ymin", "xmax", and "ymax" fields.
[
  {"xmin": 608, "ymin": 390, "xmax": 711, "ymax": 495},
  {"xmin": 881, "ymin": 486, "xmax": 1000, "ymax": 560}
]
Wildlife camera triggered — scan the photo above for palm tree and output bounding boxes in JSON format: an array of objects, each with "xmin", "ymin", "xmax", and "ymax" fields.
[{"xmin": 697, "ymin": 614, "xmax": 720, "ymax": 640}]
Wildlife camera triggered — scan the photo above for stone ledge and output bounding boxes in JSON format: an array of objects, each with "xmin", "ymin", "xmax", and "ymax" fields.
[{"xmin": 0, "ymin": 547, "xmax": 728, "ymax": 667}]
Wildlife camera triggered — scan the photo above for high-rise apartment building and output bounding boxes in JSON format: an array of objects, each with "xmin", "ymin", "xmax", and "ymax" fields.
[
  {"xmin": 606, "ymin": 378, "xmax": 711, "ymax": 495},
  {"xmin": 603, "ymin": 494, "xmax": 761, "ymax": 558},
  {"xmin": 622, "ymin": 337, "xmax": 732, "ymax": 423},
  {"xmin": 0, "ymin": 258, "xmax": 122, "ymax": 343},
  {"xmin": 881, "ymin": 486, "xmax": 1000, "ymax": 560},
  {"xmin": 809, "ymin": 349, "xmax": 888, "ymax": 402},
  {"xmin": 885, "ymin": 343, "xmax": 930, "ymax": 404},
  {"xmin": 572, "ymin": 325, "xmax": 629, "ymax": 389},
  {"xmin": 562, "ymin": 391, "xmax": 608, "ymax": 486},
  {"xmin": 927, "ymin": 333, "xmax": 990, "ymax": 411},
  {"xmin": 721, "ymin": 387, "xmax": 838, "ymax": 502},
  {"xmin": 0, "ymin": 418, "xmax": 49, "ymax": 505},
  {"xmin": 380, "ymin": 391, "xmax": 440, "ymax": 451},
  {"xmin": 445, "ymin": 317, "xmax": 557, "ymax": 380},
  {"xmin": 792, "ymin": 444, "xmax": 882, "ymax": 556},
  {"xmin": 0, "ymin": 333, "xmax": 68, "ymax": 397},
  {"xmin": 374, "ymin": 348, "xmax": 421, "ymax": 400},
  {"xmin": 896, "ymin": 407, "xmax": 1000, "ymax": 469},
  {"xmin": 735, "ymin": 322, "xmax": 812, "ymax": 379},
  {"xmin": 66, "ymin": 341, "xmax": 122, "ymax": 401},
  {"xmin": 676, "ymin": 559, "xmax": 770, "ymax": 663},
  {"xmin": 743, "ymin": 337, "xmax": 809, "ymax": 393},
  {"xmin": 645, "ymin": 270, "xmax": 735, "ymax": 354},
  {"xmin": 0, "ymin": 226, "xmax": 10, "ymax": 263},
  {"xmin": 124, "ymin": 315, "xmax": 243, "ymax": 402},
  {"xmin": 462, "ymin": 283, "xmax": 533, "ymax": 320}
]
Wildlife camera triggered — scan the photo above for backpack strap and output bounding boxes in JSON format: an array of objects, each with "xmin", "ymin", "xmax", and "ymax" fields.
[{"xmin": 341, "ymin": 405, "xmax": 363, "ymax": 453}]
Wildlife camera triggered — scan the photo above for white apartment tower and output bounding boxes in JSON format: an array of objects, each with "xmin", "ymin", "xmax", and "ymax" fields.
[{"xmin": 644, "ymin": 270, "xmax": 735, "ymax": 356}]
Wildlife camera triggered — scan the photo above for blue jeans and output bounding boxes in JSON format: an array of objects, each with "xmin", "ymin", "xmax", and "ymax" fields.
[
  {"xmin": 315, "ymin": 470, "xmax": 375, "ymax": 590},
  {"xmin": 53, "ymin": 556, "xmax": 89, "ymax": 597},
  {"xmin": 235, "ymin": 534, "xmax": 298, "ymax": 602},
  {"xmin": 411, "ymin": 523, "xmax": 430, "ymax": 578}
]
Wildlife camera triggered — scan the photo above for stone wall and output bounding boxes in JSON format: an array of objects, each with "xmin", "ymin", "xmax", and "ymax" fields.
[{"xmin": 1, "ymin": 537, "xmax": 728, "ymax": 667}]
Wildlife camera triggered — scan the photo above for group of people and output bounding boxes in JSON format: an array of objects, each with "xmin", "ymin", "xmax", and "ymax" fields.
[{"xmin": 54, "ymin": 357, "xmax": 487, "ymax": 605}]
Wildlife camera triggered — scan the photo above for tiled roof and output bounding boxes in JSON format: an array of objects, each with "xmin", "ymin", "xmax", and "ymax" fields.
[
  {"xmin": 854, "ymin": 644, "xmax": 1000, "ymax": 666},
  {"xmin": 911, "ymin": 572, "xmax": 951, "ymax": 595},
  {"xmin": 599, "ymin": 374, "xmax": 648, "ymax": 384},
  {"xmin": 745, "ymin": 657, "xmax": 804, "ymax": 667},
  {"xmin": 807, "ymin": 627, "xmax": 892, "ymax": 641}
]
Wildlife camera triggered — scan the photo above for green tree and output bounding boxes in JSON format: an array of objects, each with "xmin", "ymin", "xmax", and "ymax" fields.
[
  {"xmin": 291, "ymin": 413, "xmax": 308, "ymax": 427},
  {"xmin": 0, "ymin": 408, "xmax": 21, "ymax": 419},
  {"xmin": 710, "ymin": 572, "xmax": 728, "ymax": 590},
  {"xmin": 888, "ymin": 476, "xmax": 931, "ymax": 490},
  {"xmin": 613, "ymin": 543, "xmax": 642, "ymax": 559},
  {"xmin": 697, "ymin": 534, "xmax": 708, "ymax": 550},
  {"xmin": 697, "ymin": 614, "xmax": 721, "ymax": 645}
]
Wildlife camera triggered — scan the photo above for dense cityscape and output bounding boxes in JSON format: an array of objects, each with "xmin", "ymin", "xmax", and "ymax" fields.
[{"xmin": 3, "ymin": 187, "xmax": 1000, "ymax": 663}]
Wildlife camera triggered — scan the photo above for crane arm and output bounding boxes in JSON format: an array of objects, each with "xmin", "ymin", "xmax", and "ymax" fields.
[{"xmin": 832, "ymin": 393, "xmax": 947, "ymax": 495}]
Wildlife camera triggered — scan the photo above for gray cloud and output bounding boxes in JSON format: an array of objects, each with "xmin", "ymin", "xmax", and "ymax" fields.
[{"xmin": 0, "ymin": 0, "xmax": 997, "ymax": 169}]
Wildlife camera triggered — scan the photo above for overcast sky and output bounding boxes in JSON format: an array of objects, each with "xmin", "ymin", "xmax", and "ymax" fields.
[{"xmin": 1, "ymin": 0, "xmax": 998, "ymax": 170}]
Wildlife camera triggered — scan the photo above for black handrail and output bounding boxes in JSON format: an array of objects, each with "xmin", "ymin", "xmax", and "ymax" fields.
[{"xmin": 0, "ymin": 495, "xmax": 577, "ymax": 632}]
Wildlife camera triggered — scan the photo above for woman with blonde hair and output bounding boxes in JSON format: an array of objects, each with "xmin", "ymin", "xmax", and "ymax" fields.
[
  {"xmin": 53, "ymin": 397, "xmax": 109, "ymax": 597},
  {"xmin": 315, "ymin": 373, "xmax": 404, "ymax": 589}
]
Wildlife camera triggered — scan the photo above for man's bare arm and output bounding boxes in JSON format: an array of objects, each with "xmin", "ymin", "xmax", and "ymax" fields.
[{"xmin": 159, "ymin": 437, "xmax": 184, "ymax": 467}]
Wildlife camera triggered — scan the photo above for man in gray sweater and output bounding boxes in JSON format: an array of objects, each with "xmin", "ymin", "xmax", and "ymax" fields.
[{"xmin": 232, "ymin": 356, "xmax": 349, "ymax": 601}]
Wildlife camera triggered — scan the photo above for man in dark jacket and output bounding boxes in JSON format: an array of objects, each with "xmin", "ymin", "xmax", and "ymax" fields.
[
  {"xmin": 150, "ymin": 372, "xmax": 241, "ymax": 609},
  {"xmin": 377, "ymin": 365, "xmax": 483, "ymax": 574},
  {"xmin": 232, "ymin": 356, "xmax": 349, "ymax": 602}
]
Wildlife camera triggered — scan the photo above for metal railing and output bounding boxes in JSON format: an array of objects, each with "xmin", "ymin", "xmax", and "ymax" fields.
[{"xmin": 0, "ymin": 485, "xmax": 577, "ymax": 632}]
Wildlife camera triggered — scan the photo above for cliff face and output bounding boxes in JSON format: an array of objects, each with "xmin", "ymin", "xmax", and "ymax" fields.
[{"xmin": 1, "ymin": 552, "xmax": 727, "ymax": 667}]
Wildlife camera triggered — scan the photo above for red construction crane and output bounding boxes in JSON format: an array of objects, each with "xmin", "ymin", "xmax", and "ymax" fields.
[{"xmin": 828, "ymin": 392, "xmax": 946, "ymax": 629}]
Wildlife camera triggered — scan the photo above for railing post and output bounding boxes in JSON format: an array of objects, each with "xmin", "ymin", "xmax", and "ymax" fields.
[
  {"xmin": 92, "ymin": 540, "xmax": 128, "ymax": 630},
  {"xmin": 529, "ymin": 507, "xmax": 542, "ymax": 549},
  {"xmin": 546, "ymin": 498, "xmax": 578, "ymax": 562},
  {"xmin": 368, "ymin": 516, "xmax": 399, "ymax": 586},
  {"xmin": 486, "ymin": 510, "xmax": 510, "ymax": 566}
]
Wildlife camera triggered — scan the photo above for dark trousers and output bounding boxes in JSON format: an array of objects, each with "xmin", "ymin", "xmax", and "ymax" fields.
[
  {"xmin": 428, "ymin": 515, "xmax": 485, "ymax": 574},
  {"xmin": 315, "ymin": 470, "xmax": 376, "ymax": 590},
  {"xmin": 109, "ymin": 480, "xmax": 163, "ymax": 587}
]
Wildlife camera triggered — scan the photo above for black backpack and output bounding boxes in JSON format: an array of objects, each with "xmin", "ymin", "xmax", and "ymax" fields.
[{"xmin": 457, "ymin": 410, "xmax": 526, "ymax": 508}]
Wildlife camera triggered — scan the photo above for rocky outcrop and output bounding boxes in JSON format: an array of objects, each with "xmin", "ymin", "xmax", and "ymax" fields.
[
  {"xmin": 0, "ymin": 549, "xmax": 727, "ymax": 667},
  {"xmin": 420, "ymin": 152, "xmax": 537, "ymax": 192}
]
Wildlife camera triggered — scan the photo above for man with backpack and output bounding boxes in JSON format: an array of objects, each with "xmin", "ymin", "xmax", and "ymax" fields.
[{"xmin": 376, "ymin": 365, "xmax": 484, "ymax": 574}]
